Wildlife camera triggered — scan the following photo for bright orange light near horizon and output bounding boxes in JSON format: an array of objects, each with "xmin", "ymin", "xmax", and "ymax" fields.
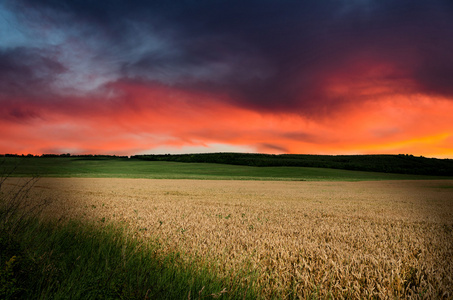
[{"xmin": 1, "ymin": 79, "xmax": 452, "ymax": 158}]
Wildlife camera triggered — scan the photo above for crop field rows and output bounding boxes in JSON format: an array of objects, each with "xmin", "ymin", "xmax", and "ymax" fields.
[{"xmin": 5, "ymin": 178, "xmax": 453, "ymax": 299}]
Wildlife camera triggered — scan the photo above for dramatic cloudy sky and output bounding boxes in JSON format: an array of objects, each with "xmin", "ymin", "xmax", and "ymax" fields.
[{"xmin": 1, "ymin": 0, "xmax": 453, "ymax": 157}]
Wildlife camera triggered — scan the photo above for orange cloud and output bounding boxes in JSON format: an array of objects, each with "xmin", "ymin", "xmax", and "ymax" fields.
[{"xmin": 1, "ymin": 80, "xmax": 452, "ymax": 158}]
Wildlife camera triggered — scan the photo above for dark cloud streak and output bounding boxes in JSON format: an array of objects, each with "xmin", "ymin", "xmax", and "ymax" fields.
[{"xmin": 0, "ymin": 47, "xmax": 65, "ymax": 97}]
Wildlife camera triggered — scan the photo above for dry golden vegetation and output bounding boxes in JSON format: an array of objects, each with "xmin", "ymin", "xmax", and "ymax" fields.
[{"xmin": 6, "ymin": 178, "xmax": 452, "ymax": 299}]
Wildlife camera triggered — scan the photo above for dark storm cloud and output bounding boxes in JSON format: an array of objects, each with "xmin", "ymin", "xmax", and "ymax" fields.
[
  {"xmin": 0, "ymin": 46, "xmax": 67, "ymax": 121},
  {"xmin": 0, "ymin": 47, "xmax": 65, "ymax": 97},
  {"xmin": 4, "ymin": 0, "xmax": 453, "ymax": 114},
  {"xmin": 258, "ymin": 143, "xmax": 289, "ymax": 153}
]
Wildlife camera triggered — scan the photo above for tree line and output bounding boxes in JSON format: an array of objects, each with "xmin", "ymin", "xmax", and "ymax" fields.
[
  {"xmin": 0, "ymin": 154, "xmax": 128, "ymax": 159},
  {"xmin": 132, "ymin": 153, "xmax": 453, "ymax": 176}
]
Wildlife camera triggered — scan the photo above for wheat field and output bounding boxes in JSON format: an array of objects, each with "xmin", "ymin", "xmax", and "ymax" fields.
[{"xmin": 9, "ymin": 178, "xmax": 453, "ymax": 299}]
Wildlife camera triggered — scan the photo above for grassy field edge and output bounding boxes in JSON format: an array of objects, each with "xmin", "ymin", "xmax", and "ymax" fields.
[
  {"xmin": 1, "ymin": 215, "xmax": 261, "ymax": 299},
  {"xmin": 3, "ymin": 157, "xmax": 452, "ymax": 181}
]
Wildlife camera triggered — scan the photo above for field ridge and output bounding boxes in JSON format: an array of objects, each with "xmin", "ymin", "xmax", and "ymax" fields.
[
  {"xmin": 133, "ymin": 153, "xmax": 453, "ymax": 176},
  {"xmin": 2, "ymin": 156, "xmax": 452, "ymax": 181}
]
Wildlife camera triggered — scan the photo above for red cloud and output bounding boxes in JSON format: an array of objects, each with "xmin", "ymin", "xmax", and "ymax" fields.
[{"xmin": 1, "ymin": 80, "xmax": 452, "ymax": 158}]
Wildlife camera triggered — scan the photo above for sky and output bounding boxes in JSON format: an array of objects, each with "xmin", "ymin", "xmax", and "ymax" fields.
[{"xmin": 1, "ymin": 0, "xmax": 453, "ymax": 158}]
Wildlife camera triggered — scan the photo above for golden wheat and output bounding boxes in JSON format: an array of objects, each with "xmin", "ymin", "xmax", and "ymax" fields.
[{"xmin": 6, "ymin": 178, "xmax": 452, "ymax": 299}]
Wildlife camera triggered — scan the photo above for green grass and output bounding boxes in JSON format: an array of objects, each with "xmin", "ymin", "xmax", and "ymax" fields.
[
  {"xmin": 3, "ymin": 157, "xmax": 452, "ymax": 181},
  {"xmin": 1, "ymin": 217, "xmax": 259, "ymax": 300}
]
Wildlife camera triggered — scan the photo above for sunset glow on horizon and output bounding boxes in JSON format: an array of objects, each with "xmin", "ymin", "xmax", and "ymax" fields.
[{"xmin": 1, "ymin": 1, "xmax": 453, "ymax": 158}]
